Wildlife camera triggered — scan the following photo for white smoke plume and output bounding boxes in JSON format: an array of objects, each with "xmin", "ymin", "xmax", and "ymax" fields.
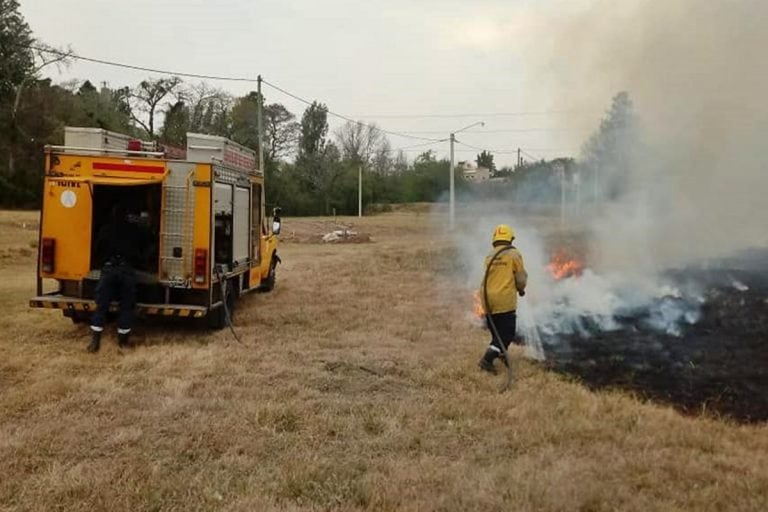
[
  {"xmin": 441, "ymin": 2, "xmax": 768, "ymax": 357},
  {"xmin": 448, "ymin": 209, "xmax": 704, "ymax": 361},
  {"xmin": 532, "ymin": 0, "xmax": 768, "ymax": 269}
]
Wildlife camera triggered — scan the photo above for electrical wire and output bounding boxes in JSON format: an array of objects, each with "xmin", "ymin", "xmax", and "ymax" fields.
[
  {"xmin": 260, "ymin": 78, "xmax": 443, "ymax": 143},
  {"xmin": 355, "ymin": 110, "xmax": 588, "ymax": 119},
  {"xmin": 393, "ymin": 128, "xmax": 574, "ymax": 135},
  {"xmin": 24, "ymin": 44, "xmax": 445, "ymax": 144},
  {"xmin": 23, "ymin": 43, "xmax": 262, "ymax": 82},
  {"xmin": 387, "ymin": 139, "xmax": 448, "ymax": 154},
  {"xmin": 23, "ymin": 43, "xmax": 574, "ymax": 156},
  {"xmin": 454, "ymin": 140, "xmax": 574, "ymax": 157}
]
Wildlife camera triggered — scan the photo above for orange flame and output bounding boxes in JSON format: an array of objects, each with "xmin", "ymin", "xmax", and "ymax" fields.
[
  {"xmin": 547, "ymin": 249, "xmax": 584, "ymax": 280},
  {"xmin": 472, "ymin": 290, "xmax": 485, "ymax": 319}
]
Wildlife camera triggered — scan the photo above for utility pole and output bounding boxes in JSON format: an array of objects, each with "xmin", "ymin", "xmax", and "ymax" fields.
[
  {"xmin": 449, "ymin": 133, "xmax": 455, "ymax": 230},
  {"xmin": 257, "ymin": 75, "xmax": 265, "ymax": 175},
  {"xmin": 448, "ymin": 121, "xmax": 484, "ymax": 230},
  {"xmin": 517, "ymin": 147, "xmax": 521, "ymax": 168},
  {"xmin": 358, "ymin": 165, "xmax": 362, "ymax": 218}
]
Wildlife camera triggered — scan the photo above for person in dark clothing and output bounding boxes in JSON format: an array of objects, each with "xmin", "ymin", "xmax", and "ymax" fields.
[{"xmin": 87, "ymin": 204, "xmax": 148, "ymax": 353}]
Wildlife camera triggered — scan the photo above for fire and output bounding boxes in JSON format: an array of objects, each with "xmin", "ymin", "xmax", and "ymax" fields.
[
  {"xmin": 547, "ymin": 249, "xmax": 584, "ymax": 280},
  {"xmin": 472, "ymin": 290, "xmax": 485, "ymax": 319}
]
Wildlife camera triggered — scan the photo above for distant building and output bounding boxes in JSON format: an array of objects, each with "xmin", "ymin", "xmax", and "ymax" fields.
[{"xmin": 459, "ymin": 161, "xmax": 490, "ymax": 182}]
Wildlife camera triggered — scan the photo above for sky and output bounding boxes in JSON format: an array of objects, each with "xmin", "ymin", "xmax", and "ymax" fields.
[{"xmin": 20, "ymin": 0, "xmax": 603, "ymax": 167}]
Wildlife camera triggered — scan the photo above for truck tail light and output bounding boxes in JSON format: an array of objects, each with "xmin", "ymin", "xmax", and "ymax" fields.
[
  {"xmin": 42, "ymin": 238, "xmax": 55, "ymax": 273},
  {"xmin": 194, "ymin": 249, "xmax": 207, "ymax": 284}
]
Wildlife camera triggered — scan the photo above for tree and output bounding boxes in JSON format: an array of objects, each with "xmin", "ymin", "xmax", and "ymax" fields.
[
  {"xmin": 476, "ymin": 150, "xmax": 496, "ymax": 173},
  {"xmin": 265, "ymin": 103, "xmax": 299, "ymax": 161},
  {"xmin": 230, "ymin": 92, "xmax": 260, "ymax": 150},
  {"xmin": 1, "ymin": 79, "xmax": 79, "ymax": 205},
  {"xmin": 71, "ymin": 81, "xmax": 133, "ymax": 132},
  {"xmin": 581, "ymin": 91, "xmax": 637, "ymax": 200},
  {"xmin": 296, "ymin": 102, "xmax": 345, "ymax": 214},
  {"xmin": 0, "ymin": 0, "xmax": 33, "ymax": 103},
  {"xmin": 298, "ymin": 101, "xmax": 329, "ymax": 158},
  {"xmin": 129, "ymin": 77, "xmax": 181, "ymax": 138},
  {"xmin": 334, "ymin": 121, "xmax": 389, "ymax": 166},
  {"xmin": 159, "ymin": 100, "xmax": 190, "ymax": 146},
  {"xmin": 0, "ymin": 1, "xmax": 72, "ymax": 187}
]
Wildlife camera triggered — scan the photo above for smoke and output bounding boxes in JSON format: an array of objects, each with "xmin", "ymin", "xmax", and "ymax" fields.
[
  {"xmin": 440, "ymin": 1, "xmax": 768, "ymax": 357},
  {"xmin": 447, "ymin": 206, "xmax": 705, "ymax": 360},
  {"xmin": 533, "ymin": 0, "xmax": 768, "ymax": 269}
]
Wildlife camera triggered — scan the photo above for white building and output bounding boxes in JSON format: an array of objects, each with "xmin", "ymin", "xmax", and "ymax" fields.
[{"xmin": 460, "ymin": 161, "xmax": 490, "ymax": 182}]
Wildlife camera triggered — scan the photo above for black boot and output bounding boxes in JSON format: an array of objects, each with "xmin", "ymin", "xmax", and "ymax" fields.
[
  {"xmin": 478, "ymin": 348, "xmax": 498, "ymax": 374},
  {"xmin": 117, "ymin": 331, "xmax": 131, "ymax": 349},
  {"xmin": 87, "ymin": 330, "xmax": 101, "ymax": 353}
]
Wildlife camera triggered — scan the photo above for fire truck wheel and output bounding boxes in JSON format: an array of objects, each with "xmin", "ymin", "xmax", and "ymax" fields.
[{"xmin": 260, "ymin": 258, "xmax": 278, "ymax": 292}]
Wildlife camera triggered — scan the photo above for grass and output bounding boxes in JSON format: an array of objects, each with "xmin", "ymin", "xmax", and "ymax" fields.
[{"xmin": 0, "ymin": 209, "xmax": 767, "ymax": 511}]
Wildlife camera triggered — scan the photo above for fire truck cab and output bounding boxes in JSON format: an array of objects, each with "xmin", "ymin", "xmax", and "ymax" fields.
[{"xmin": 30, "ymin": 127, "xmax": 280, "ymax": 329}]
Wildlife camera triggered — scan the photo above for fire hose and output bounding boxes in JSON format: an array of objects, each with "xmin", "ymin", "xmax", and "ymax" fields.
[
  {"xmin": 482, "ymin": 246, "xmax": 519, "ymax": 393},
  {"xmin": 214, "ymin": 265, "xmax": 243, "ymax": 344}
]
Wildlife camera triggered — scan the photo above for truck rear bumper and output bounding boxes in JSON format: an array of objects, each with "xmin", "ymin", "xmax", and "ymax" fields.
[{"xmin": 29, "ymin": 295, "xmax": 207, "ymax": 318}]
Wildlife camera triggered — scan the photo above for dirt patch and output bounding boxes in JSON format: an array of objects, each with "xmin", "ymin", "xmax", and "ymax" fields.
[
  {"xmin": 279, "ymin": 219, "xmax": 372, "ymax": 244},
  {"xmin": 319, "ymin": 230, "xmax": 372, "ymax": 244}
]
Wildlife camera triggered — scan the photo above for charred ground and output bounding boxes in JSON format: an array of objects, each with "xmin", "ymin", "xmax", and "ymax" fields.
[{"xmin": 542, "ymin": 251, "xmax": 768, "ymax": 423}]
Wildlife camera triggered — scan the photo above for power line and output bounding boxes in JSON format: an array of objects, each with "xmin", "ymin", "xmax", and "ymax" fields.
[
  {"xmin": 23, "ymin": 43, "xmax": 262, "ymax": 82},
  {"xmin": 25, "ymin": 44, "xmax": 444, "ymax": 144},
  {"xmin": 454, "ymin": 140, "xmax": 576, "ymax": 158},
  {"xmin": 24, "ymin": 44, "xmax": 581, "ymax": 153},
  {"xmin": 355, "ymin": 110, "xmax": 589, "ymax": 119},
  {"xmin": 260, "ymin": 79, "xmax": 442, "ymax": 143},
  {"xmin": 388, "ymin": 139, "xmax": 447, "ymax": 154},
  {"xmin": 395, "ymin": 128, "xmax": 575, "ymax": 135}
]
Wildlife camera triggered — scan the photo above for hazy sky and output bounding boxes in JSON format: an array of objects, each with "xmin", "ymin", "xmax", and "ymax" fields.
[{"xmin": 21, "ymin": 0, "xmax": 603, "ymax": 166}]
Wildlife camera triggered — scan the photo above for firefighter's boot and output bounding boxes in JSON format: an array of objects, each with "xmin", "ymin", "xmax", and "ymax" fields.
[
  {"xmin": 117, "ymin": 331, "xmax": 131, "ymax": 349},
  {"xmin": 87, "ymin": 330, "xmax": 101, "ymax": 353},
  {"xmin": 478, "ymin": 348, "xmax": 498, "ymax": 374}
]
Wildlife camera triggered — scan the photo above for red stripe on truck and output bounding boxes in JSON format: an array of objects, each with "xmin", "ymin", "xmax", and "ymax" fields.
[{"xmin": 92, "ymin": 162, "xmax": 165, "ymax": 174}]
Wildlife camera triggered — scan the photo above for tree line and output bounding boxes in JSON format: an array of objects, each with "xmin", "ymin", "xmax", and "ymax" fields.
[{"xmin": 1, "ymin": 0, "xmax": 633, "ymax": 213}]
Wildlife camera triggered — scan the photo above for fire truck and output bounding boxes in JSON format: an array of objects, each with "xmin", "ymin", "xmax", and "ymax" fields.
[{"xmin": 29, "ymin": 127, "xmax": 281, "ymax": 329}]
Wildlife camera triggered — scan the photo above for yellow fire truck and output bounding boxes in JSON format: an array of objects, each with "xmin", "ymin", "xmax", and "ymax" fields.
[{"xmin": 30, "ymin": 127, "xmax": 281, "ymax": 329}]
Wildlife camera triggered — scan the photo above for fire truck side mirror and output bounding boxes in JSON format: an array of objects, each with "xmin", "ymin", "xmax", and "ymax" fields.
[{"xmin": 272, "ymin": 207, "xmax": 282, "ymax": 235}]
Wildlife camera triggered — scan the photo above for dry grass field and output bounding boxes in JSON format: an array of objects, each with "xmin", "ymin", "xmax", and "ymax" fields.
[{"xmin": 1, "ymin": 209, "xmax": 767, "ymax": 512}]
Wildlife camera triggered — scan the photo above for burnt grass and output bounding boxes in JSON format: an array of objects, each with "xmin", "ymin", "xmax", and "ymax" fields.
[{"xmin": 540, "ymin": 249, "xmax": 768, "ymax": 423}]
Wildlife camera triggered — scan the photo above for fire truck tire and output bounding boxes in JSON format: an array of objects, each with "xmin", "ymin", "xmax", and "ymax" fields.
[{"xmin": 260, "ymin": 257, "xmax": 278, "ymax": 292}]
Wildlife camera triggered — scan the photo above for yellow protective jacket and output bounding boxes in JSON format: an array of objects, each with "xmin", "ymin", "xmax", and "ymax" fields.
[{"xmin": 481, "ymin": 245, "xmax": 527, "ymax": 314}]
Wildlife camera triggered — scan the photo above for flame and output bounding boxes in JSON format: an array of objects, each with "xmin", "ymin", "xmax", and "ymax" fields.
[
  {"xmin": 547, "ymin": 249, "xmax": 584, "ymax": 280},
  {"xmin": 472, "ymin": 290, "xmax": 485, "ymax": 319}
]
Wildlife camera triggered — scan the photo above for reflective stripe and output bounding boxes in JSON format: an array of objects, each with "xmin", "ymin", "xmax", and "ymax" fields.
[
  {"xmin": 117, "ymin": 328, "xmax": 131, "ymax": 335},
  {"xmin": 91, "ymin": 326, "xmax": 104, "ymax": 332},
  {"xmin": 489, "ymin": 345, "xmax": 501, "ymax": 353}
]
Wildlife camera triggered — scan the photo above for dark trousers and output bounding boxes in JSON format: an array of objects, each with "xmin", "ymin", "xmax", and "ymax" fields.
[
  {"xmin": 485, "ymin": 311, "xmax": 518, "ymax": 358},
  {"xmin": 91, "ymin": 262, "xmax": 137, "ymax": 332}
]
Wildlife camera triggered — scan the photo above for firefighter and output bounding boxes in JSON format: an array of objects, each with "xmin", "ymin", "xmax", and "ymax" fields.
[
  {"xmin": 87, "ymin": 203, "xmax": 148, "ymax": 353},
  {"xmin": 478, "ymin": 224, "xmax": 528, "ymax": 373}
]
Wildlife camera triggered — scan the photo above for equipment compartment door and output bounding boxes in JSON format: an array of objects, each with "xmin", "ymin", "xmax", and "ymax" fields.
[{"xmin": 233, "ymin": 187, "xmax": 250, "ymax": 266}]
